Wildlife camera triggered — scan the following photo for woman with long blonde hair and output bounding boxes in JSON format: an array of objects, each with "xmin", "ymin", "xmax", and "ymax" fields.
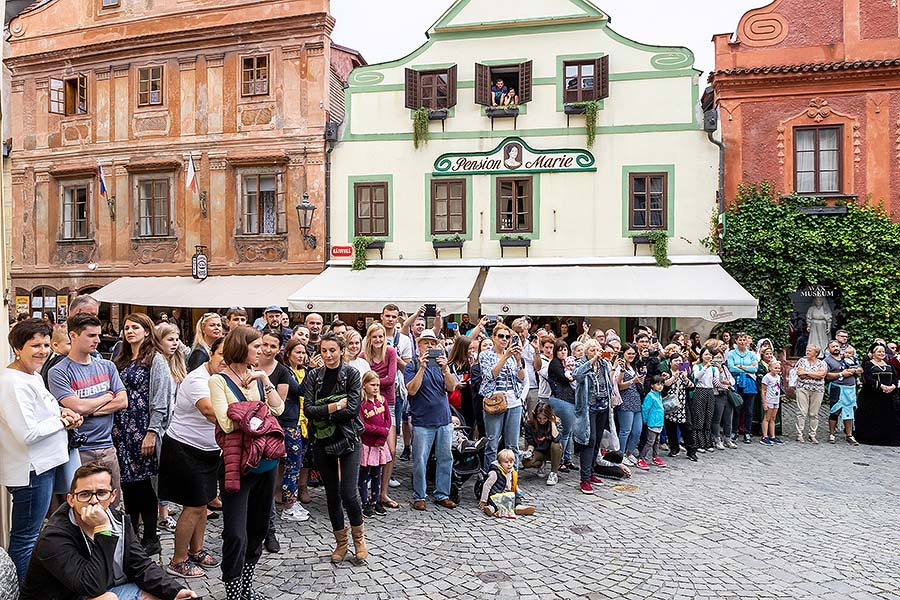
[
  {"xmin": 344, "ymin": 329, "xmax": 371, "ymax": 375},
  {"xmin": 187, "ymin": 312, "xmax": 224, "ymax": 371},
  {"xmin": 363, "ymin": 322, "xmax": 400, "ymax": 509}
]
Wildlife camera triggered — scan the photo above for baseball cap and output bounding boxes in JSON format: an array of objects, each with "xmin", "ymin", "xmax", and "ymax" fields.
[
  {"xmin": 417, "ymin": 330, "xmax": 439, "ymax": 342},
  {"xmin": 264, "ymin": 305, "xmax": 283, "ymax": 313}
]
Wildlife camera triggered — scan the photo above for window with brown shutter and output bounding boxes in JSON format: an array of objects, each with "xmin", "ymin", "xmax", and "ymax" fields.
[
  {"xmin": 431, "ymin": 179, "xmax": 466, "ymax": 235},
  {"xmin": 405, "ymin": 66, "xmax": 457, "ymax": 110},
  {"xmin": 474, "ymin": 61, "xmax": 533, "ymax": 106},
  {"xmin": 138, "ymin": 66, "xmax": 163, "ymax": 106},
  {"xmin": 496, "ymin": 177, "xmax": 533, "ymax": 234},
  {"xmin": 49, "ymin": 75, "xmax": 88, "ymax": 115},
  {"xmin": 563, "ymin": 56, "xmax": 609, "ymax": 104},
  {"xmin": 354, "ymin": 182, "xmax": 389, "ymax": 237},
  {"xmin": 629, "ymin": 173, "xmax": 667, "ymax": 231},
  {"xmin": 61, "ymin": 184, "xmax": 90, "ymax": 240},
  {"xmin": 241, "ymin": 55, "xmax": 269, "ymax": 97}
]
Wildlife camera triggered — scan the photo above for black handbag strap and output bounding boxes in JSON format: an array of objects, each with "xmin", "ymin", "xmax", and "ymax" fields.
[{"xmin": 218, "ymin": 373, "xmax": 264, "ymax": 403}]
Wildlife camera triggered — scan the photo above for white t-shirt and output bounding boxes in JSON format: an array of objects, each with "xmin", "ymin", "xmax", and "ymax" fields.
[
  {"xmin": 166, "ymin": 364, "xmax": 218, "ymax": 451},
  {"xmin": 762, "ymin": 373, "xmax": 781, "ymax": 406},
  {"xmin": 537, "ymin": 356, "xmax": 552, "ymax": 399},
  {"xmin": 521, "ymin": 340, "xmax": 537, "ymax": 389},
  {"xmin": 346, "ymin": 357, "xmax": 371, "ymax": 377}
]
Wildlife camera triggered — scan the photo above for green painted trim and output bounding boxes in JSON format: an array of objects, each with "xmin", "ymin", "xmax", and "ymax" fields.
[
  {"xmin": 351, "ymin": 83, "xmax": 405, "ymax": 94},
  {"xmin": 480, "ymin": 58, "xmax": 529, "ymax": 66},
  {"xmin": 411, "ymin": 62, "xmax": 457, "ymax": 72},
  {"xmin": 555, "ymin": 52, "xmax": 606, "ymax": 112},
  {"xmin": 430, "ymin": 0, "xmax": 472, "ymax": 31},
  {"xmin": 619, "ymin": 317, "xmax": 626, "ymax": 337},
  {"xmin": 437, "ymin": 14, "xmax": 603, "ymax": 32},
  {"xmin": 620, "ymin": 164, "xmax": 675, "ymax": 238},
  {"xmin": 609, "ymin": 69, "xmax": 695, "ymax": 81},
  {"xmin": 342, "ymin": 122, "xmax": 699, "ymax": 143},
  {"xmin": 431, "ymin": 19, "xmax": 605, "ymax": 41},
  {"xmin": 599, "ymin": 23, "xmax": 696, "ymax": 68},
  {"xmin": 691, "ymin": 75, "xmax": 700, "ymax": 128},
  {"xmin": 480, "ymin": 104, "xmax": 527, "ymax": 116},
  {"xmin": 650, "ymin": 51, "xmax": 694, "ymax": 71},
  {"xmin": 490, "ymin": 173, "xmax": 541, "ymax": 241},
  {"xmin": 348, "ymin": 174, "xmax": 394, "ymax": 243},
  {"xmin": 434, "ymin": 136, "xmax": 595, "ymax": 175},
  {"xmin": 424, "ymin": 174, "xmax": 474, "ymax": 242}
]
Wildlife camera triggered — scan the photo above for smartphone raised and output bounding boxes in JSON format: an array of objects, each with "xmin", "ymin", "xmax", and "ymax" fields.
[
  {"xmin": 678, "ymin": 361, "xmax": 691, "ymax": 373},
  {"xmin": 424, "ymin": 303, "xmax": 437, "ymax": 318},
  {"xmin": 427, "ymin": 348, "xmax": 443, "ymax": 363},
  {"xmin": 487, "ymin": 314, "xmax": 498, "ymax": 322},
  {"xmin": 447, "ymin": 322, "xmax": 459, "ymax": 331},
  {"xmin": 601, "ymin": 349, "xmax": 613, "ymax": 361}
]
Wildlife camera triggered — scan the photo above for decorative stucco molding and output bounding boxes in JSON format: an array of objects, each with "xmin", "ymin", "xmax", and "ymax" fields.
[{"xmin": 737, "ymin": 0, "xmax": 789, "ymax": 47}]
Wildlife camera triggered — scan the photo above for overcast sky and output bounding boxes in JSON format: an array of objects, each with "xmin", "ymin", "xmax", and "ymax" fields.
[{"xmin": 331, "ymin": 0, "xmax": 765, "ymax": 77}]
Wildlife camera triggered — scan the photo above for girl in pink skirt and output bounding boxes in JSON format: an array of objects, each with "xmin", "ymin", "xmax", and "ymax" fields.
[{"xmin": 358, "ymin": 371, "xmax": 392, "ymax": 517}]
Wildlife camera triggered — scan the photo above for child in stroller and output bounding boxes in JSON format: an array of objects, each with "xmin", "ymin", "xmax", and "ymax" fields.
[{"xmin": 426, "ymin": 407, "xmax": 486, "ymax": 504}]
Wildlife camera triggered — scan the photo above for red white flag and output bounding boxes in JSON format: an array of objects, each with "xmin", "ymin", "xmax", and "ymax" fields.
[{"xmin": 186, "ymin": 153, "xmax": 198, "ymax": 193}]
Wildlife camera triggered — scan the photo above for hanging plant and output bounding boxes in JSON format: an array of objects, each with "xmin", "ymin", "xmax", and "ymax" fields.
[
  {"xmin": 568, "ymin": 100, "xmax": 602, "ymax": 147},
  {"xmin": 351, "ymin": 236, "xmax": 372, "ymax": 271},
  {"xmin": 645, "ymin": 230, "xmax": 671, "ymax": 267},
  {"xmin": 412, "ymin": 107, "xmax": 430, "ymax": 149}
]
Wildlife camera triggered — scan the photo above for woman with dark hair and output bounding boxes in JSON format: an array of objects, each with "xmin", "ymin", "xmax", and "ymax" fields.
[
  {"xmin": 159, "ymin": 337, "xmax": 226, "ymax": 578},
  {"xmin": 447, "ymin": 335, "xmax": 473, "ymax": 429},
  {"xmin": 520, "ymin": 401, "xmax": 562, "ymax": 485},
  {"xmin": 615, "ymin": 344, "xmax": 645, "ymax": 466},
  {"xmin": 302, "ymin": 332, "xmax": 367, "ymax": 563},
  {"xmin": 187, "ymin": 313, "xmax": 224, "ymax": 371},
  {"xmin": 855, "ymin": 343, "xmax": 900, "ymax": 446},
  {"xmin": 209, "ymin": 326, "xmax": 284, "ymax": 600},
  {"xmin": 547, "ymin": 339, "xmax": 577, "ymax": 471},
  {"xmin": 278, "ymin": 338, "xmax": 310, "ymax": 521},
  {"xmin": 112, "ymin": 312, "xmax": 172, "ymax": 555},
  {"xmin": 719, "ymin": 330, "xmax": 734, "ymax": 351},
  {"xmin": 0, "ymin": 318, "xmax": 82, "ymax": 581},
  {"xmin": 688, "ymin": 332, "xmax": 702, "ymax": 362}
]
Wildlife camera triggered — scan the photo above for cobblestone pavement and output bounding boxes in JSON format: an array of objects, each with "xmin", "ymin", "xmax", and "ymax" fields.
[{"xmin": 173, "ymin": 402, "xmax": 900, "ymax": 600}]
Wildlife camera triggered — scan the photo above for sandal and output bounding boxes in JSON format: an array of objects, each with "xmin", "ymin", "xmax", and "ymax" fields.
[
  {"xmin": 380, "ymin": 498, "xmax": 399, "ymax": 509},
  {"xmin": 167, "ymin": 559, "xmax": 205, "ymax": 578},
  {"xmin": 188, "ymin": 549, "xmax": 221, "ymax": 568}
]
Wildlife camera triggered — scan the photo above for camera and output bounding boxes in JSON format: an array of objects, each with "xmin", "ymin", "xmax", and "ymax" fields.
[
  {"xmin": 424, "ymin": 303, "xmax": 437, "ymax": 318},
  {"xmin": 68, "ymin": 429, "xmax": 87, "ymax": 451}
]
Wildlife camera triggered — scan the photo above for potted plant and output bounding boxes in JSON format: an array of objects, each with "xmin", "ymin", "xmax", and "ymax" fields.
[
  {"xmin": 499, "ymin": 235, "xmax": 531, "ymax": 248},
  {"xmin": 486, "ymin": 106, "xmax": 519, "ymax": 118},
  {"xmin": 432, "ymin": 234, "xmax": 464, "ymax": 249},
  {"xmin": 564, "ymin": 100, "xmax": 602, "ymax": 146}
]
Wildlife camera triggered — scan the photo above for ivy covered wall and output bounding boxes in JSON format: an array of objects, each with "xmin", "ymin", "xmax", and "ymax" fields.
[{"xmin": 718, "ymin": 182, "xmax": 900, "ymax": 350}]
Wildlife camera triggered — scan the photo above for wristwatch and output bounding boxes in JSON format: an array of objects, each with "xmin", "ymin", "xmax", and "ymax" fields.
[{"xmin": 264, "ymin": 384, "xmax": 276, "ymax": 394}]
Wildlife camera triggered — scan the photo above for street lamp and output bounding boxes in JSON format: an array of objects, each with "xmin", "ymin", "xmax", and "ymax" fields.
[{"xmin": 295, "ymin": 192, "xmax": 317, "ymax": 249}]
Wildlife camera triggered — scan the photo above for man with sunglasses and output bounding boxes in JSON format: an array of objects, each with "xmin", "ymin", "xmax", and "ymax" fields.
[{"xmin": 20, "ymin": 462, "xmax": 197, "ymax": 600}]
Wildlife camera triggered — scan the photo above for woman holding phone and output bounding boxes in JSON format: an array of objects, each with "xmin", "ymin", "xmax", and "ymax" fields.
[
  {"xmin": 615, "ymin": 344, "xmax": 645, "ymax": 465},
  {"xmin": 478, "ymin": 324, "xmax": 526, "ymax": 467},
  {"xmin": 364, "ymin": 323, "xmax": 400, "ymax": 509}
]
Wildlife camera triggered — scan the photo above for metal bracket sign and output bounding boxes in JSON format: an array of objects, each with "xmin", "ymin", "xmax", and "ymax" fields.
[
  {"xmin": 433, "ymin": 137, "xmax": 596, "ymax": 176},
  {"xmin": 192, "ymin": 245, "xmax": 209, "ymax": 281}
]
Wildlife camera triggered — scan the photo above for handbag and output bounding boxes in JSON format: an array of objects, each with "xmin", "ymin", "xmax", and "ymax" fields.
[
  {"xmin": 726, "ymin": 389, "xmax": 744, "ymax": 409},
  {"xmin": 601, "ymin": 405, "xmax": 620, "ymax": 452},
  {"xmin": 662, "ymin": 392, "xmax": 680, "ymax": 415},
  {"xmin": 483, "ymin": 363, "xmax": 510, "ymax": 416}
]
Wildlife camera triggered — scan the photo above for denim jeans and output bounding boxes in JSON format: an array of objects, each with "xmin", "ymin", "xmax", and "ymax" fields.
[
  {"xmin": 412, "ymin": 423, "xmax": 453, "ymax": 501},
  {"xmin": 616, "ymin": 408, "xmax": 643, "ymax": 454},
  {"xmin": 548, "ymin": 397, "xmax": 575, "ymax": 464},
  {"xmin": 7, "ymin": 467, "xmax": 57, "ymax": 582},
  {"xmin": 483, "ymin": 403, "xmax": 523, "ymax": 468}
]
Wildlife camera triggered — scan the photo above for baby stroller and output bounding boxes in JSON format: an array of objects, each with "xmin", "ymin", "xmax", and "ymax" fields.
[{"xmin": 426, "ymin": 406, "xmax": 485, "ymax": 504}]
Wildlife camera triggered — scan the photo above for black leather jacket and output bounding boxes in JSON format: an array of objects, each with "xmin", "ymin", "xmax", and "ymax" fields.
[{"xmin": 302, "ymin": 363, "xmax": 363, "ymax": 454}]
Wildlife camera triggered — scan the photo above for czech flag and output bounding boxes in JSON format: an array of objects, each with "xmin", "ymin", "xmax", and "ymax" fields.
[
  {"xmin": 97, "ymin": 163, "xmax": 109, "ymax": 198},
  {"xmin": 186, "ymin": 153, "xmax": 198, "ymax": 194}
]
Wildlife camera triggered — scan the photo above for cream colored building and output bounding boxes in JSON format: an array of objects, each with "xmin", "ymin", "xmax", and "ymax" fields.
[{"xmin": 297, "ymin": 0, "xmax": 759, "ymax": 335}]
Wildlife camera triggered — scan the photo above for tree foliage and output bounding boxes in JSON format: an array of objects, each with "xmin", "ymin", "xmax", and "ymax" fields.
[{"xmin": 720, "ymin": 182, "xmax": 900, "ymax": 350}]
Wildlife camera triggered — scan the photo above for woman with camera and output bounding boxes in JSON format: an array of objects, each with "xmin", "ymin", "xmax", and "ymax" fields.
[
  {"xmin": 478, "ymin": 324, "xmax": 526, "ymax": 468},
  {"xmin": 0, "ymin": 318, "xmax": 83, "ymax": 581},
  {"xmin": 302, "ymin": 333, "xmax": 367, "ymax": 563},
  {"xmin": 615, "ymin": 344, "xmax": 645, "ymax": 466}
]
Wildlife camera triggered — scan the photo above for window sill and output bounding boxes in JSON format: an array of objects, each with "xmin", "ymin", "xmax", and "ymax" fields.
[
  {"xmin": 485, "ymin": 106, "xmax": 520, "ymax": 118},
  {"xmin": 132, "ymin": 235, "xmax": 177, "ymax": 242},
  {"xmin": 56, "ymin": 237, "xmax": 96, "ymax": 244},
  {"xmin": 234, "ymin": 233, "xmax": 287, "ymax": 239}
]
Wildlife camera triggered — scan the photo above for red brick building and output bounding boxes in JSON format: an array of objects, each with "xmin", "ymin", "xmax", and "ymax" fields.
[{"xmin": 711, "ymin": 0, "xmax": 900, "ymax": 215}]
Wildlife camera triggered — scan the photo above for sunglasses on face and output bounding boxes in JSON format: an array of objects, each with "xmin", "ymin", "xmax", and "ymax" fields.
[{"xmin": 495, "ymin": 334, "xmax": 511, "ymax": 340}]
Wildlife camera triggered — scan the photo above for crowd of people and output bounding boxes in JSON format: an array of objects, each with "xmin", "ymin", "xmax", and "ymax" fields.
[{"xmin": 1, "ymin": 295, "xmax": 899, "ymax": 599}]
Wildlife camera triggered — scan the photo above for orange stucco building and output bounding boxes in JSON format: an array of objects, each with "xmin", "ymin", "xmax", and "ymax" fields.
[
  {"xmin": 710, "ymin": 0, "xmax": 900, "ymax": 215},
  {"xmin": 4, "ymin": 0, "xmax": 362, "ymax": 322}
]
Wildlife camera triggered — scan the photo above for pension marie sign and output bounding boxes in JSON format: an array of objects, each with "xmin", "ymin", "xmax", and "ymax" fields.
[{"xmin": 433, "ymin": 137, "xmax": 595, "ymax": 176}]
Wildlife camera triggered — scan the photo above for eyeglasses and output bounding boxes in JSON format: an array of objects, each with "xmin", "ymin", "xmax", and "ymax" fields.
[
  {"xmin": 495, "ymin": 334, "xmax": 511, "ymax": 340},
  {"xmin": 73, "ymin": 489, "xmax": 113, "ymax": 502}
]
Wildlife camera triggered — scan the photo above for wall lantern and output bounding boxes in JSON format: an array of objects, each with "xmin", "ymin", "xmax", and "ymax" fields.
[{"xmin": 295, "ymin": 192, "xmax": 317, "ymax": 249}]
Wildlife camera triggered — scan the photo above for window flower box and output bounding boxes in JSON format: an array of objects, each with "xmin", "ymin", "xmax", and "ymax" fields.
[
  {"xmin": 564, "ymin": 104, "xmax": 587, "ymax": 115},
  {"xmin": 428, "ymin": 109, "xmax": 449, "ymax": 121},
  {"xmin": 486, "ymin": 106, "xmax": 519, "ymax": 118}
]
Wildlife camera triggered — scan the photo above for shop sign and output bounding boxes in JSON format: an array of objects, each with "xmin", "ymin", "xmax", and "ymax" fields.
[
  {"xmin": 57, "ymin": 295, "xmax": 69, "ymax": 320},
  {"xmin": 331, "ymin": 245, "xmax": 353, "ymax": 258},
  {"xmin": 192, "ymin": 245, "xmax": 209, "ymax": 281},
  {"xmin": 433, "ymin": 137, "xmax": 595, "ymax": 176},
  {"xmin": 15, "ymin": 295, "xmax": 29, "ymax": 316}
]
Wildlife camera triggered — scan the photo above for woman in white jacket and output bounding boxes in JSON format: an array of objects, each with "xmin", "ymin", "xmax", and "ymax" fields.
[{"xmin": 0, "ymin": 318, "xmax": 82, "ymax": 581}]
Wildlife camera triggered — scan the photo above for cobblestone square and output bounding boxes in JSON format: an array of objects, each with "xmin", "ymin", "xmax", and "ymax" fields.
[{"xmin": 178, "ymin": 402, "xmax": 900, "ymax": 599}]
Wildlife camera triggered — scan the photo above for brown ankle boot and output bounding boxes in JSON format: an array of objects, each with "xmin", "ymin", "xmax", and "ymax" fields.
[
  {"xmin": 350, "ymin": 524, "xmax": 368, "ymax": 561},
  {"xmin": 331, "ymin": 528, "xmax": 349, "ymax": 563}
]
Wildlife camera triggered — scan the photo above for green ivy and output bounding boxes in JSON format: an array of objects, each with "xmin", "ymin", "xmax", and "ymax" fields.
[
  {"xmin": 412, "ymin": 107, "xmax": 430, "ymax": 149},
  {"xmin": 568, "ymin": 100, "xmax": 602, "ymax": 147},
  {"xmin": 719, "ymin": 182, "xmax": 900, "ymax": 349},
  {"xmin": 645, "ymin": 230, "xmax": 671, "ymax": 267},
  {"xmin": 351, "ymin": 236, "xmax": 372, "ymax": 271}
]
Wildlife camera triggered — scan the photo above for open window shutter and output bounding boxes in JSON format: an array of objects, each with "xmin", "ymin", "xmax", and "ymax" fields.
[
  {"xmin": 446, "ymin": 64, "xmax": 458, "ymax": 108},
  {"xmin": 474, "ymin": 63, "xmax": 491, "ymax": 106},
  {"xmin": 404, "ymin": 68, "xmax": 420, "ymax": 109},
  {"xmin": 518, "ymin": 60, "xmax": 533, "ymax": 104},
  {"xmin": 48, "ymin": 78, "xmax": 64, "ymax": 114},
  {"xmin": 597, "ymin": 55, "xmax": 610, "ymax": 99}
]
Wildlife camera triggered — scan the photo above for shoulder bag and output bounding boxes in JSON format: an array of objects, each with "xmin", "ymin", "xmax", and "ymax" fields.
[{"xmin": 483, "ymin": 361, "xmax": 510, "ymax": 416}]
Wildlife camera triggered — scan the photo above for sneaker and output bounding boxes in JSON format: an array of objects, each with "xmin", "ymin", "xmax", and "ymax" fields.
[
  {"xmin": 696, "ymin": 447, "xmax": 706, "ymax": 454},
  {"xmin": 730, "ymin": 433, "xmax": 738, "ymax": 442},
  {"xmin": 158, "ymin": 516, "xmax": 177, "ymax": 534},
  {"xmin": 659, "ymin": 443, "xmax": 669, "ymax": 452},
  {"xmin": 726, "ymin": 440, "xmax": 738, "ymax": 449},
  {"xmin": 514, "ymin": 505, "xmax": 536, "ymax": 516},
  {"xmin": 590, "ymin": 475, "xmax": 603, "ymax": 485},
  {"xmin": 166, "ymin": 559, "xmax": 204, "ymax": 579},
  {"xmin": 399, "ymin": 446, "xmax": 412, "ymax": 461},
  {"xmin": 828, "ymin": 434, "xmax": 836, "ymax": 444},
  {"xmin": 564, "ymin": 462, "xmax": 577, "ymax": 471},
  {"xmin": 772, "ymin": 437, "xmax": 785, "ymax": 445},
  {"xmin": 363, "ymin": 505, "xmax": 375, "ymax": 518},
  {"xmin": 651, "ymin": 457, "xmax": 667, "ymax": 468},
  {"xmin": 668, "ymin": 449, "xmax": 681, "ymax": 458},
  {"xmin": 796, "ymin": 434, "xmax": 804, "ymax": 443},
  {"xmin": 623, "ymin": 455, "xmax": 637, "ymax": 466},
  {"xmin": 759, "ymin": 438, "xmax": 774, "ymax": 446},
  {"xmin": 579, "ymin": 481, "xmax": 594, "ymax": 495},
  {"xmin": 635, "ymin": 459, "xmax": 650, "ymax": 471},
  {"xmin": 715, "ymin": 440, "xmax": 726, "ymax": 450},
  {"xmin": 536, "ymin": 463, "xmax": 548, "ymax": 477},
  {"xmin": 374, "ymin": 503, "xmax": 387, "ymax": 516},
  {"xmin": 706, "ymin": 446, "xmax": 715, "ymax": 453},
  {"xmin": 546, "ymin": 472, "xmax": 559, "ymax": 486},
  {"xmin": 282, "ymin": 504, "xmax": 310, "ymax": 522},
  {"xmin": 687, "ymin": 452, "xmax": 699, "ymax": 462},
  {"xmin": 847, "ymin": 435, "xmax": 860, "ymax": 446},
  {"xmin": 388, "ymin": 479, "xmax": 401, "ymax": 488},
  {"xmin": 743, "ymin": 434, "xmax": 752, "ymax": 444},
  {"xmin": 809, "ymin": 435, "xmax": 819, "ymax": 445}
]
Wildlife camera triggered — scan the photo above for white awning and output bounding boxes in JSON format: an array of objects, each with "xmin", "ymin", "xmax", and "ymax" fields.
[
  {"xmin": 91, "ymin": 275, "xmax": 316, "ymax": 309},
  {"xmin": 480, "ymin": 265, "xmax": 757, "ymax": 322},
  {"xmin": 288, "ymin": 267, "xmax": 481, "ymax": 314}
]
